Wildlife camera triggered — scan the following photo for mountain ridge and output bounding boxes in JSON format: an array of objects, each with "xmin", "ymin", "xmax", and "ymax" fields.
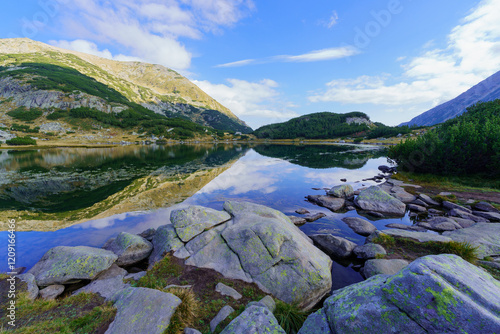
[{"xmin": 400, "ymin": 70, "xmax": 500, "ymax": 127}]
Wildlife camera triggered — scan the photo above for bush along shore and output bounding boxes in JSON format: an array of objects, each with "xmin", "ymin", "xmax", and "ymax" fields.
[{"xmin": 2, "ymin": 175, "xmax": 500, "ymax": 333}]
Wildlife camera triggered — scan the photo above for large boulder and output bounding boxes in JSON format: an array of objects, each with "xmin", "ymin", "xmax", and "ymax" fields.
[
  {"xmin": 103, "ymin": 232, "xmax": 153, "ymax": 266},
  {"xmin": 355, "ymin": 186, "xmax": 406, "ymax": 216},
  {"xmin": 222, "ymin": 201, "xmax": 332, "ymax": 310},
  {"xmin": 170, "ymin": 206, "xmax": 231, "ymax": 242},
  {"xmin": 220, "ymin": 305, "xmax": 285, "ymax": 334},
  {"xmin": 341, "ymin": 217, "xmax": 376, "ymax": 236},
  {"xmin": 106, "ymin": 287, "xmax": 181, "ymax": 334},
  {"xmin": 28, "ymin": 246, "xmax": 117, "ymax": 286},
  {"xmin": 299, "ymin": 255, "xmax": 500, "ymax": 334},
  {"xmin": 444, "ymin": 223, "xmax": 500, "ymax": 258},
  {"xmin": 327, "ymin": 184, "xmax": 354, "ymax": 198},
  {"xmin": 149, "ymin": 225, "xmax": 183, "ymax": 266},
  {"xmin": 310, "ymin": 234, "xmax": 357, "ymax": 259},
  {"xmin": 74, "ymin": 264, "xmax": 129, "ymax": 300}
]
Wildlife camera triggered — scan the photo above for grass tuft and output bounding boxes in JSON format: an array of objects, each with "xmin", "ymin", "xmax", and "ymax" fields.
[
  {"xmin": 163, "ymin": 287, "xmax": 199, "ymax": 334},
  {"xmin": 273, "ymin": 301, "xmax": 307, "ymax": 334},
  {"xmin": 136, "ymin": 255, "xmax": 183, "ymax": 290}
]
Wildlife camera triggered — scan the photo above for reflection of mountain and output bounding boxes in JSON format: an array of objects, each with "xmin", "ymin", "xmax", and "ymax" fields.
[
  {"xmin": 253, "ymin": 145, "xmax": 386, "ymax": 169},
  {"xmin": 0, "ymin": 144, "xmax": 248, "ymax": 212}
]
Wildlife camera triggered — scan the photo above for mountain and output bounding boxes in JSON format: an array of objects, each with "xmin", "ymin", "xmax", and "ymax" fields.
[
  {"xmin": 0, "ymin": 38, "xmax": 252, "ymax": 136},
  {"xmin": 252, "ymin": 112, "xmax": 374, "ymax": 139},
  {"xmin": 401, "ymin": 70, "xmax": 500, "ymax": 127}
]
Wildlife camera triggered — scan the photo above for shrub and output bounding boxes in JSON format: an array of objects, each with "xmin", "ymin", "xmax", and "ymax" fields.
[
  {"xmin": 7, "ymin": 107, "xmax": 43, "ymax": 121},
  {"xmin": 353, "ymin": 137, "xmax": 364, "ymax": 144},
  {"xmin": 6, "ymin": 136, "xmax": 36, "ymax": 145}
]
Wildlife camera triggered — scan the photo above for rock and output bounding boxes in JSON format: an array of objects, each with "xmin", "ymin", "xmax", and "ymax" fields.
[
  {"xmin": 106, "ymin": 287, "xmax": 181, "ymax": 334},
  {"xmin": 473, "ymin": 202, "xmax": 500, "ymax": 213},
  {"xmin": 210, "ymin": 305, "xmax": 235, "ymax": 332},
  {"xmin": 366, "ymin": 211, "xmax": 385, "ymax": 218},
  {"xmin": 28, "ymin": 246, "xmax": 117, "ymax": 286},
  {"xmin": 304, "ymin": 213, "xmax": 327, "ymax": 222},
  {"xmin": 310, "ymin": 234, "xmax": 357, "ymax": 259},
  {"xmin": 301, "ymin": 255, "xmax": 500, "ymax": 334},
  {"xmin": 220, "ymin": 305, "xmax": 286, "ymax": 334},
  {"xmin": 39, "ymin": 284, "xmax": 65, "ymax": 300},
  {"xmin": 439, "ymin": 192, "xmax": 453, "ymax": 196},
  {"xmin": 384, "ymin": 223, "xmax": 427, "ymax": 232},
  {"xmin": 478, "ymin": 261, "xmax": 500, "ymax": 270},
  {"xmin": 341, "ymin": 217, "xmax": 376, "ymax": 236},
  {"xmin": 307, "ymin": 195, "xmax": 345, "ymax": 212},
  {"xmin": 378, "ymin": 165, "xmax": 397, "ymax": 174},
  {"xmin": 288, "ymin": 216, "xmax": 307, "ymax": 226},
  {"xmin": 346, "ymin": 206, "xmax": 356, "ymax": 211},
  {"xmin": 10, "ymin": 267, "xmax": 26, "ymax": 275},
  {"xmin": 253, "ymin": 295, "xmax": 276, "ymax": 313},
  {"xmin": 390, "ymin": 187, "xmax": 417, "ymax": 203},
  {"xmin": 216, "ymin": 283, "xmax": 242, "ymax": 300},
  {"xmin": 74, "ymin": 264, "xmax": 129, "ymax": 300},
  {"xmin": 407, "ymin": 204, "xmax": 427, "ymax": 213},
  {"xmin": 165, "ymin": 284, "xmax": 192, "ymax": 290},
  {"xmin": 424, "ymin": 217, "xmax": 462, "ymax": 232},
  {"xmin": 411, "ymin": 199, "xmax": 429, "ymax": 207},
  {"xmin": 103, "ymin": 232, "xmax": 153, "ymax": 266},
  {"xmin": 327, "ymin": 184, "xmax": 354, "ymax": 198},
  {"xmin": 16, "ymin": 273, "xmax": 39, "ymax": 301},
  {"xmin": 340, "ymin": 178, "xmax": 347, "ymax": 182},
  {"xmin": 450, "ymin": 217, "xmax": 476, "ymax": 228},
  {"xmin": 124, "ymin": 271, "xmax": 147, "ymax": 282},
  {"xmin": 184, "ymin": 329, "xmax": 202, "ymax": 334},
  {"xmin": 428, "ymin": 208, "xmax": 443, "ymax": 215},
  {"xmin": 362, "ymin": 259, "xmax": 409, "ymax": 278},
  {"xmin": 149, "ymin": 225, "xmax": 183, "ymax": 266},
  {"xmin": 138, "ymin": 228, "xmax": 156, "ymax": 241},
  {"xmin": 449, "ymin": 209, "xmax": 490, "ymax": 223},
  {"xmin": 295, "ymin": 208, "xmax": 310, "ymax": 215},
  {"xmin": 418, "ymin": 194, "xmax": 440, "ymax": 206},
  {"xmin": 444, "ymin": 223, "xmax": 500, "ymax": 258},
  {"xmin": 472, "ymin": 210, "xmax": 500, "ymax": 222},
  {"xmin": 171, "ymin": 206, "xmax": 231, "ymax": 242},
  {"xmin": 372, "ymin": 229, "xmax": 453, "ymax": 243},
  {"xmin": 355, "ymin": 186, "xmax": 406, "ymax": 216},
  {"xmin": 353, "ymin": 243, "xmax": 386, "ymax": 259},
  {"xmin": 443, "ymin": 201, "xmax": 472, "ymax": 213},
  {"xmin": 222, "ymin": 201, "xmax": 332, "ymax": 310},
  {"xmin": 173, "ymin": 246, "xmax": 191, "ymax": 259}
]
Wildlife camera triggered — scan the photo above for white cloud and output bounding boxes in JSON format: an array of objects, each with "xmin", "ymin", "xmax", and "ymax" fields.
[
  {"xmin": 216, "ymin": 46, "xmax": 359, "ymax": 67},
  {"xmin": 310, "ymin": 0, "xmax": 500, "ymax": 110},
  {"xmin": 53, "ymin": 0, "xmax": 255, "ymax": 71},
  {"xmin": 193, "ymin": 78, "xmax": 299, "ymax": 128},
  {"xmin": 51, "ymin": 39, "xmax": 143, "ymax": 62}
]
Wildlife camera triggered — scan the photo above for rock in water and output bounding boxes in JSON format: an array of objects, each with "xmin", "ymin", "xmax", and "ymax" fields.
[
  {"xmin": 299, "ymin": 255, "xmax": 500, "ymax": 334},
  {"xmin": 307, "ymin": 195, "xmax": 345, "ymax": 212},
  {"xmin": 353, "ymin": 243, "xmax": 386, "ymax": 259},
  {"xmin": 28, "ymin": 246, "xmax": 117, "ymax": 286},
  {"xmin": 170, "ymin": 206, "xmax": 231, "ymax": 242},
  {"xmin": 103, "ymin": 232, "xmax": 153, "ymax": 266},
  {"xmin": 310, "ymin": 235, "xmax": 357, "ymax": 259},
  {"xmin": 220, "ymin": 305, "xmax": 286, "ymax": 334},
  {"xmin": 341, "ymin": 217, "xmax": 376, "ymax": 236},
  {"xmin": 327, "ymin": 184, "xmax": 354, "ymax": 198},
  {"xmin": 106, "ymin": 287, "xmax": 181, "ymax": 334},
  {"xmin": 222, "ymin": 201, "xmax": 332, "ymax": 310},
  {"xmin": 355, "ymin": 186, "xmax": 406, "ymax": 216}
]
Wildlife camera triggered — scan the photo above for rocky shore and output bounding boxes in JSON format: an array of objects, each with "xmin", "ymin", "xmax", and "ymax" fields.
[{"xmin": 4, "ymin": 172, "xmax": 500, "ymax": 333}]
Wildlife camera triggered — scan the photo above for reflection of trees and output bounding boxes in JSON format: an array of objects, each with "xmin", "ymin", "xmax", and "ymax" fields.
[
  {"xmin": 253, "ymin": 145, "xmax": 386, "ymax": 169},
  {"xmin": 0, "ymin": 144, "xmax": 249, "ymax": 212}
]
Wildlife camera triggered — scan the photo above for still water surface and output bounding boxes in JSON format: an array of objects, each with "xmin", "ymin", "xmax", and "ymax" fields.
[{"xmin": 1, "ymin": 144, "xmax": 414, "ymax": 290}]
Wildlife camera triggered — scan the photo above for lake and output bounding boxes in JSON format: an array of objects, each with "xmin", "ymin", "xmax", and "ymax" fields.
[{"xmin": 0, "ymin": 144, "xmax": 414, "ymax": 291}]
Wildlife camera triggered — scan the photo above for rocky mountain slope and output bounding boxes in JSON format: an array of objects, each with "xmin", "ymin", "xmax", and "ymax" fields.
[
  {"xmin": 401, "ymin": 70, "xmax": 500, "ymax": 127},
  {"xmin": 0, "ymin": 38, "xmax": 251, "ymax": 136}
]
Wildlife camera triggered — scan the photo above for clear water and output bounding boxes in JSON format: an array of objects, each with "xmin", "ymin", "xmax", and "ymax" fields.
[{"xmin": 0, "ymin": 144, "xmax": 415, "ymax": 290}]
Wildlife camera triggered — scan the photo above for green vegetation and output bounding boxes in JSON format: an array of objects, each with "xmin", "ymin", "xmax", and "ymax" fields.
[
  {"xmin": 366, "ymin": 123, "xmax": 412, "ymax": 139},
  {"xmin": 273, "ymin": 301, "xmax": 308, "ymax": 334},
  {"xmin": 253, "ymin": 112, "xmax": 371, "ymax": 139},
  {"xmin": 6, "ymin": 136, "xmax": 36, "ymax": 146},
  {"xmin": 11, "ymin": 123, "xmax": 40, "ymax": 133},
  {"xmin": 373, "ymin": 235, "xmax": 479, "ymax": 263},
  {"xmin": 389, "ymin": 100, "xmax": 500, "ymax": 177},
  {"xmin": 0, "ymin": 291, "xmax": 116, "ymax": 333},
  {"xmin": 164, "ymin": 287, "xmax": 199, "ymax": 334},
  {"xmin": 392, "ymin": 171, "xmax": 500, "ymax": 192},
  {"xmin": 7, "ymin": 107, "xmax": 43, "ymax": 121}
]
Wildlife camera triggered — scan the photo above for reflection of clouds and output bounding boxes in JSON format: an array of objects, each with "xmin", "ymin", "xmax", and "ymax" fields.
[
  {"xmin": 76, "ymin": 212, "xmax": 145, "ymax": 230},
  {"xmin": 197, "ymin": 151, "xmax": 292, "ymax": 196}
]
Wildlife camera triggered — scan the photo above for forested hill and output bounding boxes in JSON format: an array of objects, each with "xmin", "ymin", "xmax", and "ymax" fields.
[{"xmin": 253, "ymin": 112, "xmax": 374, "ymax": 139}]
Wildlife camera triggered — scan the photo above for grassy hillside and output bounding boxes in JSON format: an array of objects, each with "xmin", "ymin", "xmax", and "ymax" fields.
[{"xmin": 389, "ymin": 100, "xmax": 500, "ymax": 177}]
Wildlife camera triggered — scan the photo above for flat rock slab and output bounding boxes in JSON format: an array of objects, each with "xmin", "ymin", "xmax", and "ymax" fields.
[
  {"xmin": 444, "ymin": 223, "xmax": 500, "ymax": 258},
  {"xmin": 341, "ymin": 217, "xmax": 376, "ymax": 236},
  {"xmin": 307, "ymin": 195, "xmax": 345, "ymax": 212},
  {"xmin": 418, "ymin": 194, "xmax": 440, "ymax": 206},
  {"xmin": 300, "ymin": 254, "xmax": 500, "ymax": 333},
  {"xmin": 74, "ymin": 264, "xmax": 129, "ymax": 300},
  {"xmin": 103, "ymin": 232, "xmax": 152, "ymax": 266},
  {"xmin": 380, "ymin": 229, "xmax": 452, "ymax": 243},
  {"xmin": 353, "ymin": 243, "xmax": 386, "ymax": 260},
  {"xmin": 220, "ymin": 305, "xmax": 286, "ymax": 334},
  {"xmin": 474, "ymin": 202, "xmax": 500, "ymax": 213},
  {"xmin": 39, "ymin": 284, "xmax": 64, "ymax": 300},
  {"xmin": 171, "ymin": 206, "xmax": 231, "ymax": 242},
  {"xmin": 310, "ymin": 234, "xmax": 356, "ymax": 259},
  {"xmin": 305, "ymin": 213, "xmax": 326, "ymax": 222},
  {"xmin": 384, "ymin": 223, "xmax": 427, "ymax": 232},
  {"xmin": 355, "ymin": 186, "xmax": 406, "ymax": 216},
  {"xmin": 472, "ymin": 210, "xmax": 500, "ymax": 222},
  {"xmin": 106, "ymin": 287, "xmax": 181, "ymax": 334},
  {"xmin": 362, "ymin": 259, "xmax": 408, "ymax": 278},
  {"xmin": 216, "ymin": 282, "xmax": 242, "ymax": 300},
  {"xmin": 28, "ymin": 246, "xmax": 117, "ymax": 286},
  {"xmin": 443, "ymin": 201, "xmax": 472, "ymax": 213},
  {"xmin": 288, "ymin": 216, "xmax": 307, "ymax": 226},
  {"xmin": 424, "ymin": 217, "xmax": 462, "ymax": 232},
  {"xmin": 210, "ymin": 305, "xmax": 235, "ymax": 332}
]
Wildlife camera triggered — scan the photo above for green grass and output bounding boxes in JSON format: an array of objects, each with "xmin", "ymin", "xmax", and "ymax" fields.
[
  {"xmin": 6, "ymin": 136, "xmax": 36, "ymax": 146},
  {"xmin": 392, "ymin": 171, "xmax": 500, "ymax": 192},
  {"xmin": 7, "ymin": 107, "xmax": 43, "ymax": 121},
  {"xmin": 135, "ymin": 256, "xmax": 183, "ymax": 289},
  {"xmin": 273, "ymin": 301, "xmax": 308, "ymax": 334},
  {"xmin": 479, "ymin": 264, "xmax": 500, "ymax": 281}
]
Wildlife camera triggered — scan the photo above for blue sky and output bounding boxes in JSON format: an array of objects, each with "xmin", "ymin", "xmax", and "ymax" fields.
[{"xmin": 2, "ymin": 0, "xmax": 500, "ymax": 129}]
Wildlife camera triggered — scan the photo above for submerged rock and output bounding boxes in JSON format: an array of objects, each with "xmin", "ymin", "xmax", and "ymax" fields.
[
  {"xmin": 28, "ymin": 246, "xmax": 117, "ymax": 286},
  {"xmin": 355, "ymin": 186, "xmax": 406, "ymax": 216},
  {"xmin": 299, "ymin": 255, "xmax": 500, "ymax": 334}
]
